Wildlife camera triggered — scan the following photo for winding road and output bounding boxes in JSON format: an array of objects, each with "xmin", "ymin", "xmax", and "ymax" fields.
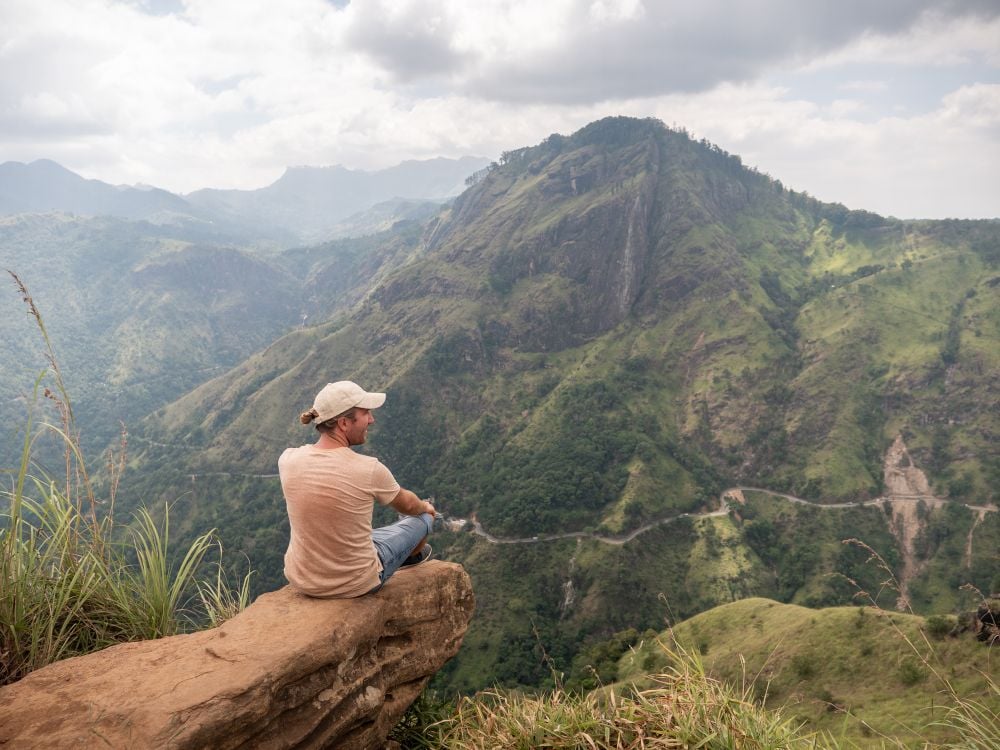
[
  {"xmin": 159, "ymin": 470, "xmax": 998, "ymax": 558},
  {"xmin": 450, "ymin": 486, "xmax": 997, "ymax": 547}
]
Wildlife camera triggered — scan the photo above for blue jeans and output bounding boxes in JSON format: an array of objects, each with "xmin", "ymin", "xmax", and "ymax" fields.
[{"xmin": 369, "ymin": 513, "xmax": 433, "ymax": 591}]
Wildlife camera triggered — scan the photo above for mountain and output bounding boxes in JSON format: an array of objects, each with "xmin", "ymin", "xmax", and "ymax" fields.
[
  {"xmin": 38, "ymin": 117, "xmax": 1000, "ymax": 692},
  {"xmin": 0, "ymin": 214, "xmax": 302, "ymax": 464},
  {"xmin": 185, "ymin": 156, "xmax": 490, "ymax": 245},
  {"xmin": 325, "ymin": 198, "xmax": 444, "ymax": 240},
  {"xmin": 0, "ymin": 159, "xmax": 191, "ymax": 219}
]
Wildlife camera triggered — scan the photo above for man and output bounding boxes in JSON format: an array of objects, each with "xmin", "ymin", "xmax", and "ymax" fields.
[{"xmin": 279, "ymin": 381, "xmax": 435, "ymax": 598}]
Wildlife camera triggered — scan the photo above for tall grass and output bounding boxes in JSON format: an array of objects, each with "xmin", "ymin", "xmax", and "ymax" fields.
[
  {"xmin": 411, "ymin": 644, "xmax": 822, "ymax": 749},
  {"xmin": 840, "ymin": 539, "xmax": 999, "ymax": 749},
  {"xmin": 0, "ymin": 272, "xmax": 251, "ymax": 685}
]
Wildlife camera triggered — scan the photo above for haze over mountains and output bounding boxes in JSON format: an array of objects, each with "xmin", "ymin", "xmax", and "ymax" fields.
[
  {"xmin": 2, "ymin": 117, "xmax": 998, "ymax": 706},
  {"xmin": 185, "ymin": 157, "xmax": 489, "ymax": 245},
  {"xmin": 0, "ymin": 155, "xmax": 489, "ymax": 246},
  {"xmin": 0, "ymin": 159, "xmax": 190, "ymax": 219}
]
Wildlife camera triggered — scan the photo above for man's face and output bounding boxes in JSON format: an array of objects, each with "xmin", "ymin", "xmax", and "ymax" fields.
[{"xmin": 342, "ymin": 408, "xmax": 375, "ymax": 445}]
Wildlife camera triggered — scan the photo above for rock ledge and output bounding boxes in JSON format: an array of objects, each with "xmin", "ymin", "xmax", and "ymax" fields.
[{"xmin": 0, "ymin": 561, "xmax": 473, "ymax": 749}]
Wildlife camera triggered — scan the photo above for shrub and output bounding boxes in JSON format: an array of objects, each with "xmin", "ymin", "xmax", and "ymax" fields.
[
  {"xmin": 791, "ymin": 653, "xmax": 816, "ymax": 679},
  {"xmin": 898, "ymin": 659, "xmax": 926, "ymax": 687},
  {"xmin": 925, "ymin": 614, "xmax": 955, "ymax": 640}
]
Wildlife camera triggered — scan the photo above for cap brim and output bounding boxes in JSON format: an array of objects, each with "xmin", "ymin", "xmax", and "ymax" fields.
[{"xmin": 357, "ymin": 391, "xmax": 386, "ymax": 409}]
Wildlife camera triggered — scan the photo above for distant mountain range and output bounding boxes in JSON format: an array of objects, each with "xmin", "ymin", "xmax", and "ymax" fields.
[
  {"xmin": 0, "ymin": 159, "xmax": 189, "ymax": 219},
  {"xmin": 0, "ymin": 155, "xmax": 490, "ymax": 246},
  {"xmin": 0, "ymin": 154, "xmax": 488, "ymax": 454},
  {"xmin": 185, "ymin": 158, "xmax": 488, "ymax": 245}
]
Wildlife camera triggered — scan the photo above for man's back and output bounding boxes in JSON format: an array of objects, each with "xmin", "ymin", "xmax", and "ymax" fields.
[{"xmin": 279, "ymin": 444, "xmax": 399, "ymax": 598}]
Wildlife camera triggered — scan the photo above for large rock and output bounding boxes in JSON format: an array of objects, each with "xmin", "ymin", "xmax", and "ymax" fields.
[
  {"xmin": 0, "ymin": 561, "xmax": 473, "ymax": 749},
  {"xmin": 975, "ymin": 598, "xmax": 1000, "ymax": 644}
]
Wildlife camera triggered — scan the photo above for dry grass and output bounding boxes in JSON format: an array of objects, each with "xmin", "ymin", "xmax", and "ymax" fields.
[{"xmin": 425, "ymin": 646, "xmax": 822, "ymax": 749}]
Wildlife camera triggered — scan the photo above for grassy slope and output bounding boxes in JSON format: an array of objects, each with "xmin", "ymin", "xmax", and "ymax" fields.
[{"xmin": 615, "ymin": 598, "xmax": 1000, "ymax": 748}]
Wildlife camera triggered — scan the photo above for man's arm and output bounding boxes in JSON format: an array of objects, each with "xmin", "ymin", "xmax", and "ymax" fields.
[{"xmin": 389, "ymin": 488, "xmax": 436, "ymax": 517}]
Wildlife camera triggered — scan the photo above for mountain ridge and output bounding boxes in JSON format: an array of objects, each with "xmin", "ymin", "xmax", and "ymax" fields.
[
  {"xmin": 0, "ymin": 159, "xmax": 191, "ymax": 219},
  {"xmin": 127, "ymin": 117, "xmax": 997, "ymax": 506}
]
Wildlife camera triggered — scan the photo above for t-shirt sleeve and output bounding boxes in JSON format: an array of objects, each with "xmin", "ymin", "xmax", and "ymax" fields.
[{"xmin": 370, "ymin": 459, "xmax": 401, "ymax": 505}]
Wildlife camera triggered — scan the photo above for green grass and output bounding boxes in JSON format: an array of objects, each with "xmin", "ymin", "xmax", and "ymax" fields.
[
  {"xmin": 615, "ymin": 598, "xmax": 999, "ymax": 748},
  {"xmin": 0, "ymin": 274, "xmax": 251, "ymax": 685},
  {"xmin": 398, "ymin": 599, "xmax": 997, "ymax": 749}
]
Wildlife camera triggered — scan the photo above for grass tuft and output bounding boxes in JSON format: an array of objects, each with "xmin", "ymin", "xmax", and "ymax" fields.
[{"xmin": 839, "ymin": 540, "xmax": 1000, "ymax": 749}]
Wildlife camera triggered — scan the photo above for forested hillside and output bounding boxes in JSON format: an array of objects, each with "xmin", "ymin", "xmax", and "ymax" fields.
[{"xmin": 0, "ymin": 216, "xmax": 426, "ymax": 466}]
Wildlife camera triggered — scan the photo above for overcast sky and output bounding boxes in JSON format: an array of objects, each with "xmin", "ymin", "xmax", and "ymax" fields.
[{"xmin": 2, "ymin": 0, "xmax": 998, "ymax": 218}]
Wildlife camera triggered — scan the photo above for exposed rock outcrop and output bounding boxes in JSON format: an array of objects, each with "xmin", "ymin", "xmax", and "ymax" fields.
[
  {"xmin": 974, "ymin": 598, "xmax": 1000, "ymax": 644},
  {"xmin": 0, "ymin": 561, "xmax": 473, "ymax": 749}
]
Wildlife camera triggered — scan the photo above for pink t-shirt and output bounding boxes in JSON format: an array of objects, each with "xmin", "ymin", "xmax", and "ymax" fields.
[{"xmin": 279, "ymin": 445, "xmax": 400, "ymax": 598}]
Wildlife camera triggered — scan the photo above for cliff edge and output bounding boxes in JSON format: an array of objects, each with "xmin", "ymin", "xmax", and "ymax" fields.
[{"xmin": 0, "ymin": 561, "xmax": 473, "ymax": 749}]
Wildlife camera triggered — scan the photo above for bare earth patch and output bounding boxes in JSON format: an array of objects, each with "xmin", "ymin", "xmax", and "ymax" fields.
[{"xmin": 882, "ymin": 434, "xmax": 947, "ymax": 610}]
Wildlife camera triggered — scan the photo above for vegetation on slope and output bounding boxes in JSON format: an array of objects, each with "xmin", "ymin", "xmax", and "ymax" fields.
[
  {"xmin": 0, "ymin": 214, "xmax": 424, "ymax": 468},
  {"xmin": 396, "ymin": 644, "xmax": 823, "ymax": 749},
  {"xmin": 0, "ymin": 280, "xmax": 250, "ymax": 684},
  {"xmin": 608, "ymin": 598, "xmax": 999, "ymax": 748},
  {"xmin": 397, "ymin": 620, "xmax": 997, "ymax": 750},
  {"xmin": 123, "ymin": 116, "xmax": 999, "ymax": 517}
]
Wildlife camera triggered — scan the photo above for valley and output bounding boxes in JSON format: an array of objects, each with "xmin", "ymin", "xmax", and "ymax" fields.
[{"xmin": 3, "ymin": 118, "xmax": 998, "ymax": 717}]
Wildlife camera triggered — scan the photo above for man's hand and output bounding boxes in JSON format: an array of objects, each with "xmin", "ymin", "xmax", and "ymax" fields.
[{"xmin": 390, "ymin": 488, "xmax": 435, "ymax": 518}]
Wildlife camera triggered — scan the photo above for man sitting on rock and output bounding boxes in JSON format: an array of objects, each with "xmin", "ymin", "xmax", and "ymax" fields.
[{"xmin": 279, "ymin": 381, "xmax": 435, "ymax": 598}]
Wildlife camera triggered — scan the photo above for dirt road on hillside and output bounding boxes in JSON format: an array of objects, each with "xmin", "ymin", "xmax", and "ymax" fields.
[{"xmin": 456, "ymin": 435, "xmax": 996, "ymax": 614}]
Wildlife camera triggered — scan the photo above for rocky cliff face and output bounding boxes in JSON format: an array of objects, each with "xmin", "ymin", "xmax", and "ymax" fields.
[{"xmin": 0, "ymin": 561, "xmax": 473, "ymax": 749}]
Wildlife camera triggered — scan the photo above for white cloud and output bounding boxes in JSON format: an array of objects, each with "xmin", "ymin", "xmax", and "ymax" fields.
[
  {"xmin": 806, "ymin": 9, "xmax": 1000, "ymax": 68},
  {"xmin": 588, "ymin": 0, "xmax": 645, "ymax": 24},
  {"xmin": 648, "ymin": 80, "xmax": 1000, "ymax": 218},
  {"xmin": 0, "ymin": 0, "xmax": 996, "ymax": 217},
  {"xmin": 839, "ymin": 80, "xmax": 890, "ymax": 93}
]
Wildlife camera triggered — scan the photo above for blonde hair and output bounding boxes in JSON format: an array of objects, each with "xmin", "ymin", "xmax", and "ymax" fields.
[{"xmin": 299, "ymin": 408, "xmax": 319, "ymax": 425}]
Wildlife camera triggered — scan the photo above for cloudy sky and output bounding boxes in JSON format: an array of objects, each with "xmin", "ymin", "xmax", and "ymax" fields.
[{"xmin": 2, "ymin": 0, "xmax": 998, "ymax": 218}]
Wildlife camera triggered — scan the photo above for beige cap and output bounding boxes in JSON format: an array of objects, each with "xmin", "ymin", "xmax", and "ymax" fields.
[{"xmin": 311, "ymin": 381, "xmax": 386, "ymax": 423}]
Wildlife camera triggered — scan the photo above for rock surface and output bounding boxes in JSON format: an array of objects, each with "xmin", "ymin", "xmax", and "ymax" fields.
[{"xmin": 0, "ymin": 561, "xmax": 473, "ymax": 749}]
